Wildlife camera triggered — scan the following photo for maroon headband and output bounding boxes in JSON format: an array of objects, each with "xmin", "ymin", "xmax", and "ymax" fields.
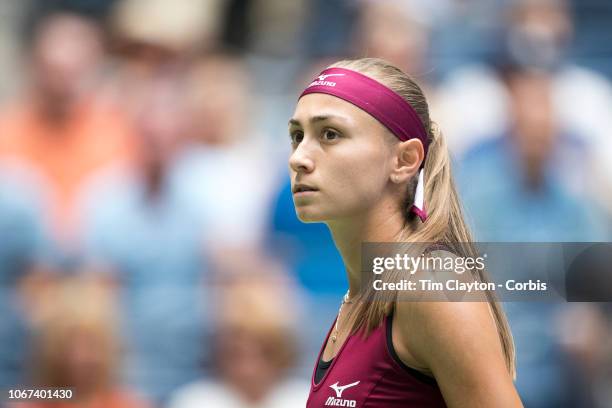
[{"xmin": 299, "ymin": 67, "xmax": 429, "ymax": 163}]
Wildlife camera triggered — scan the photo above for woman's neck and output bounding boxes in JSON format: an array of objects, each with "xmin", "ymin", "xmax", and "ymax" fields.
[{"xmin": 327, "ymin": 200, "xmax": 407, "ymax": 298}]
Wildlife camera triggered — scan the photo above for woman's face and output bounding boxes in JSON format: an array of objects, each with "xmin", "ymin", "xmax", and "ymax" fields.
[{"xmin": 289, "ymin": 93, "xmax": 395, "ymax": 222}]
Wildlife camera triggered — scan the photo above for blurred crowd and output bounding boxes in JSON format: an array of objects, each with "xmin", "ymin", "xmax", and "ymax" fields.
[{"xmin": 0, "ymin": 0, "xmax": 611, "ymax": 407}]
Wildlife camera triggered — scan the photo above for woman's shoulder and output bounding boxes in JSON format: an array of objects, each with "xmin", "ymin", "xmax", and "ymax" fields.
[
  {"xmin": 393, "ymin": 291, "xmax": 504, "ymax": 382},
  {"xmin": 396, "ymin": 299, "xmax": 497, "ymax": 338}
]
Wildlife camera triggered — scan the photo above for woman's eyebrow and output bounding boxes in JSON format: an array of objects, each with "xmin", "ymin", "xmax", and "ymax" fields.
[{"xmin": 288, "ymin": 114, "xmax": 348, "ymax": 127}]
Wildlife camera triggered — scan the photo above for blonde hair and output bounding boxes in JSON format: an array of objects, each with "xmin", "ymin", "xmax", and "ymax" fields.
[{"xmin": 328, "ymin": 57, "xmax": 516, "ymax": 379}]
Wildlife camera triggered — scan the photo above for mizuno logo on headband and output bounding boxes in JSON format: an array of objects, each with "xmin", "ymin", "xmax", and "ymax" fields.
[
  {"xmin": 318, "ymin": 73, "xmax": 346, "ymax": 81},
  {"xmin": 308, "ymin": 73, "xmax": 346, "ymax": 88}
]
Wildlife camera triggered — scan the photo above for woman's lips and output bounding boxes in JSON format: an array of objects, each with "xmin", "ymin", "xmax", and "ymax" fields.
[{"xmin": 292, "ymin": 183, "xmax": 318, "ymax": 194}]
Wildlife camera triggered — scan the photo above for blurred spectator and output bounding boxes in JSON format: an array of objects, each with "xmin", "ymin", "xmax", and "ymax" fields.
[
  {"xmin": 182, "ymin": 52, "xmax": 275, "ymax": 248},
  {"xmin": 456, "ymin": 65, "xmax": 610, "ymax": 408},
  {"xmin": 79, "ymin": 73, "xmax": 210, "ymax": 405},
  {"xmin": 435, "ymin": 0, "xmax": 612, "ymax": 217},
  {"xmin": 8, "ymin": 274, "xmax": 151, "ymax": 408},
  {"xmin": 0, "ymin": 10, "xmax": 135, "ymax": 250},
  {"xmin": 168, "ymin": 271, "xmax": 308, "ymax": 408},
  {"xmin": 457, "ymin": 67, "xmax": 609, "ymax": 241},
  {"xmin": 187, "ymin": 53, "xmax": 252, "ymax": 147}
]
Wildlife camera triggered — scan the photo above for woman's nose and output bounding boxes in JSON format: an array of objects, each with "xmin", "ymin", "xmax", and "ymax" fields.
[{"xmin": 289, "ymin": 142, "xmax": 315, "ymax": 174}]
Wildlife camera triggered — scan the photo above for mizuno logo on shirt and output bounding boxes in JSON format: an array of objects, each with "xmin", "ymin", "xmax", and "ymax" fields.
[
  {"xmin": 330, "ymin": 381, "xmax": 359, "ymax": 398},
  {"xmin": 325, "ymin": 381, "xmax": 359, "ymax": 406}
]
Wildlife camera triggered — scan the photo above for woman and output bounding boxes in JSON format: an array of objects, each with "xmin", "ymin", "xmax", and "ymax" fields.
[{"xmin": 288, "ymin": 58, "xmax": 523, "ymax": 407}]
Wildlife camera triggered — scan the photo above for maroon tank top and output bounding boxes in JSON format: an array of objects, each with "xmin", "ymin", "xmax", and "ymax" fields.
[{"xmin": 306, "ymin": 311, "xmax": 448, "ymax": 407}]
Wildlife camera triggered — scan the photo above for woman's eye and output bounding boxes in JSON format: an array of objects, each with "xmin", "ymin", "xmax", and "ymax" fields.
[
  {"xmin": 290, "ymin": 131, "xmax": 303, "ymax": 144},
  {"xmin": 322, "ymin": 129, "xmax": 340, "ymax": 141}
]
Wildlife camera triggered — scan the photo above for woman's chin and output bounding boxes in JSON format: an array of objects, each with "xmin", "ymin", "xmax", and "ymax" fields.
[{"xmin": 294, "ymin": 207, "xmax": 328, "ymax": 223}]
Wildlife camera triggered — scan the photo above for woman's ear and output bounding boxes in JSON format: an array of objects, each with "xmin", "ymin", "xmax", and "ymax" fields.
[{"xmin": 390, "ymin": 139, "xmax": 424, "ymax": 184}]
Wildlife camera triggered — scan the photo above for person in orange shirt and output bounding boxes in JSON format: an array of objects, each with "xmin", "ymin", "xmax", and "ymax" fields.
[{"xmin": 0, "ymin": 10, "xmax": 134, "ymax": 246}]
